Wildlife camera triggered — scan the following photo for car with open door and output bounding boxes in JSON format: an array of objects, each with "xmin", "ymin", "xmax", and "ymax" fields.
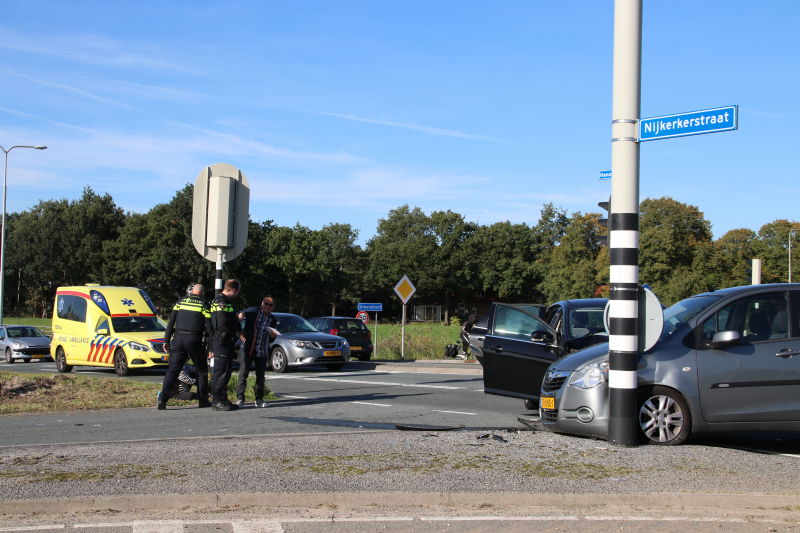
[
  {"xmin": 479, "ymin": 303, "xmax": 561, "ymax": 411},
  {"xmin": 544, "ymin": 298, "xmax": 609, "ymax": 356}
]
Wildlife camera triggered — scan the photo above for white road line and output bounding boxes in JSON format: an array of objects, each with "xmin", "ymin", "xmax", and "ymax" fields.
[
  {"xmin": 269, "ymin": 375, "xmax": 464, "ymax": 390},
  {"xmin": 0, "ymin": 526, "xmax": 65, "ymax": 532},
  {"xmin": 432, "ymin": 409, "xmax": 476, "ymax": 415},
  {"xmin": 351, "ymin": 401, "xmax": 392, "ymax": 407},
  {"xmin": 277, "ymin": 395, "xmax": 320, "ymax": 400},
  {"xmin": 474, "ymin": 389, "xmax": 484, "ymax": 392},
  {"xmin": 231, "ymin": 520, "xmax": 284, "ymax": 533},
  {"xmin": 420, "ymin": 516, "xmax": 578, "ymax": 521},
  {"xmin": 585, "ymin": 516, "xmax": 746, "ymax": 522},
  {"xmin": 133, "ymin": 522, "xmax": 184, "ymax": 533}
]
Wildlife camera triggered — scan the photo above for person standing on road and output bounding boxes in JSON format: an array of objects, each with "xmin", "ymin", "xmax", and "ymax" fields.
[
  {"xmin": 460, "ymin": 315, "xmax": 476, "ymax": 357},
  {"xmin": 235, "ymin": 295, "xmax": 278, "ymax": 408},
  {"xmin": 210, "ymin": 279, "xmax": 242, "ymax": 411},
  {"xmin": 157, "ymin": 284, "xmax": 212, "ymax": 410}
]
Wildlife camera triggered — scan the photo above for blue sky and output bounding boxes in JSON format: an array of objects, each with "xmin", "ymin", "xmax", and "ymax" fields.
[{"xmin": 1, "ymin": 1, "xmax": 798, "ymax": 245}]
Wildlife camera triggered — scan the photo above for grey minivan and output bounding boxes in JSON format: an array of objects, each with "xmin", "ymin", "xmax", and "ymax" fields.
[{"xmin": 485, "ymin": 284, "xmax": 800, "ymax": 445}]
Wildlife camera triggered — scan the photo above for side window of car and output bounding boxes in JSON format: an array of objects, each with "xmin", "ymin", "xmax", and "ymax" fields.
[
  {"xmin": 702, "ymin": 292, "xmax": 789, "ymax": 344},
  {"xmin": 96, "ymin": 318, "xmax": 109, "ymax": 333},
  {"xmin": 0, "ymin": 328, "xmax": 4, "ymax": 340},
  {"xmin": 492, "ymin": 306, "xmax": 549, "ymax": 342}
]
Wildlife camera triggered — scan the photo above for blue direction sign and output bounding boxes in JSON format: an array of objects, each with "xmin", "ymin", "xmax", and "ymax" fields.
[
  {"xmin": 599, "ymin": 170, "xmax": 611, "ymax": 180},
  {"xmin": 639, "ymin": 105, "xmax": 737, "ymax": 142},
  {"xmin": 358, "ymin": 303, "xmax": 383, "ymax": 312}
]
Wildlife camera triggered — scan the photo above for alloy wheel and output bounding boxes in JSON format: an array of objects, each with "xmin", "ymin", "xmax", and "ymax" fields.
[{"xmin": 639, "ymin": 394, "xmax": 684, "ymax": 443}]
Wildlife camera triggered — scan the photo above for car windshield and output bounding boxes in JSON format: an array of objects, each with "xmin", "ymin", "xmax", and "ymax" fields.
[
  {"xmin": 333, "ymin": 320, "xmax": 367, "ymax": 330},
  {"xmin": 275, "ymin": 316, "xmax": 318, "ymax": 333},
  {"xmin": 6, "ymin": 327, "xmax": 45, "ymax": 338},
  {"xmin": 660, "ymin": 295, "xmax": 720, "ymax": 341},
  {"xmin": 111, "ymin": 316, "xmax": 166, "ymax": 333}
]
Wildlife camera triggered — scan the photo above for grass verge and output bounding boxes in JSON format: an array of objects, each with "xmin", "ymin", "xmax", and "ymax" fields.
[
  {"xmin": 371, "ymin": 323, "xmax": 462, "ymax": 360},
  {"xmin": 0, "ymin": 370, "xmax": 275, "ymax": 414}
]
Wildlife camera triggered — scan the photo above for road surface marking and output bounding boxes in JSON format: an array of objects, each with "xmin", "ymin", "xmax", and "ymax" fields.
[
  {"xmin": 351, "ymin": 401, "xmax": 392, "ymax": 407},
  {"xmin": 269, "ymin": 375, "xmax": 464, "ymax": 390},
  {"xmin": 432, "ymin": 409, "xmax": 476, "ymax": 415},
  {"xmin": 231, "ymin": 520, "xmax": 284, "ymax": 532},
  {"xmin": 0, "ymin": 526, "xmax": 65, "ymax": 531},
  {"xmin": 277, "ymin": 395, "xmax": 320, "ymax": 400},
  {"xmin": 281, "ymin": 518, "xmax": 413, "ymax": 522},
  {"xmin": 421, "ymin": 516, "xmax": 577, "ymax": 521}
]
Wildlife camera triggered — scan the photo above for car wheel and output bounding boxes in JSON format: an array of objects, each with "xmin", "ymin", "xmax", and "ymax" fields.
[
  {"xmin": 638, "ymin": 386, "xmax": 691, "ymax": 445},
  {"xmin": 24, "ymin": 358, "xmax": 32, "ymax": 362},
  {"xmin": 5, "ymin": 347, "xmax": 14, "ymax": 364},
  {"xmin": 271, "ymin": 347, "xmax": 288, "ymax": 373},
  {"xmin": 114, "ymin": 348, "xmax": 132, "ymax": 377},
  {"xmin": 56, "ymin": 347, "xmax": 72, "ymax": 373},
  {"xmin": 326, "ymin": 364, "xmax": 345, "ymax": 372},
  {"xmin": 524, "ymin": 399, "xmax": 537, "ymax": 410}
]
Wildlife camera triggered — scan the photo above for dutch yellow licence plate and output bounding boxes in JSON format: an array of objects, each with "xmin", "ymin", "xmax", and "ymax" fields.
[
  {"xmin": 540, "ymin": 397, "xmax": 555, "ymax": 409},
  {"xmin": 161, "ymin": 355, "xmax": 169, "ymax": 362},
  {"xmin": 350, "ymin": 346, "xmax": 362, "ymax": 351},
  {"xmin": 324, "ymin": 351, "xmax": 341, "ymax": 357},
  {"xmin": 32, "ymin": 354, "xmax": 45, "ymax": 358}
]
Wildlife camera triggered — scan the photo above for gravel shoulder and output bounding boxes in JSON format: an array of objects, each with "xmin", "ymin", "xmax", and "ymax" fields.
[{"xmin": 1, "ymin": 426, "xmax": 797, "ymax": 509}]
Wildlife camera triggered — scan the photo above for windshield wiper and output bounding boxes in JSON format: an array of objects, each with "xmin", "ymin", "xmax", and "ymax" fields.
[{"xmin": 581, "ymin": 326, "xmax": 607, "ymax": 338}]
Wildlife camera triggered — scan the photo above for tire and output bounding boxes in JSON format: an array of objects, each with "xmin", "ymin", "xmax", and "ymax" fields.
[
  {"xmin": 5, "ymin": 347, "xmax": 14, "ymax": 364},
  {"xmin": 524, "ymin": 399, "xmax": 537, "ymax": 410},
  {"xmin": 114, "ymin": 348, "xmax": 132, "ymax": 377},
  {"xmin": 326, "ymin": 364, "xmax": 345, "ymax": 372},
  {"xmin": 56, "ymin": 347, "xmax": 72, "ymax": 373},
  {"xmin": 638, "ymin": 386, "xmax": 691, "ymax": 445},
  {"xmin": 271, "ymin": 347, "xmax": 288, "ymax": 373},
  {"xmin": 24, "ymin": 358, "xmax": 32, "ymax": 362}
]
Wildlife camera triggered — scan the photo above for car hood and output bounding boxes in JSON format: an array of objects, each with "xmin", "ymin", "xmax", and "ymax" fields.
[
  {"xmin": 278, "ymin": 332, "xmax": 343, "ymax": 342},
  {"xmin": 9, "ymin": 336, "xmax": 51, "ymax": 346},
  {"xmin": 551, "ymin": 342, "xmax": 610, "ymax": 371}
]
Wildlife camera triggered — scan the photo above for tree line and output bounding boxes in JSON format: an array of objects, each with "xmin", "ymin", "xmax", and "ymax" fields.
[{"xmin": 4, "ymin": 185, "xmax": 799, "ymax": 320}]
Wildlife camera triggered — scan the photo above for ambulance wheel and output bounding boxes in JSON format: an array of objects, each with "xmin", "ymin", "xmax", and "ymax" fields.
[
  {"xmin": 56, "ymin": 347, "xmax": 72, "ymax": 373},
  {"xmin": 114, "ymin": 348, "xmax": 132, "ymax": 377},
  {"xmin": 5, "ymin": 348, "xmax": 14, "ymax": 364},
  {"xmin": 271, "ymin": 347, "xmax": 288, "ymax": 373}
]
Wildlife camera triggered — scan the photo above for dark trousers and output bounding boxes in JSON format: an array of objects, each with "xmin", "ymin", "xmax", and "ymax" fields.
[
  {"xmin": 160, "ymin": 333, "xmax": 208, "ymax": 404},
  {"xmin": 211, "ymin": 337, "xmax": 235, "ymax": 404},
  {"xmin": 236, "ymin": 352, "xmax": 269, "ymax": 401}
]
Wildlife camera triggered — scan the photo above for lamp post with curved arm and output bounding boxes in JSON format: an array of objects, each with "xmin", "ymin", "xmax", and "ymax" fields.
[
  {"xmin": 790, "ymin": 229, "xmax": 799, "ymax": 284},
  {"xmin": 0, "ymin": 145, "xmax": 47, "ymax": 325}
]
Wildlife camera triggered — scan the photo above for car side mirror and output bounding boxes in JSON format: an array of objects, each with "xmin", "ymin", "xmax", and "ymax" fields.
[
  {"xmin": 710, "ymin": 330, "xmax": 740, "ymax": 349},
  {"xmin": 531, "ymin": 331, "xmax": 555, "ymax": 344},
  {"xmin": 97, "ymin": 328, "xmax": 109, "ymax": 336}
]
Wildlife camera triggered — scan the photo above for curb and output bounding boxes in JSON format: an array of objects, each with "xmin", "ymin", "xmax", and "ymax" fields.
[{"xmin": 4, "ymin": 492, "xmax": 799, "ymax": 515}]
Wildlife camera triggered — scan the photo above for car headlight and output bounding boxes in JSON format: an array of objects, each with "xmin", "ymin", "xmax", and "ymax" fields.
[
  {"xmin": 13, "ymin": 342, "xmax": 25, "ymax": 349},
  {"xmin": 289, "ymin": 340, "xmax": 320, "ymax": 349},
  {"xmin": 128, "ymin": 342, "xmax": 151, "ymax": 352},
  {"xmin": 569, "ymin": 361, "xmax": 609, "ymax": 389}
]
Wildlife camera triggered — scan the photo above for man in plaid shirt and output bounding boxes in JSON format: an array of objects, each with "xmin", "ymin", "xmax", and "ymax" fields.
[{"xmin": 235, "ymin": 295, "xmax": 278, "ymax": 408}]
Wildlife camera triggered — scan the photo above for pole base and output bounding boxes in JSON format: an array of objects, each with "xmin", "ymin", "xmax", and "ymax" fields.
[{"xmin": 608, "ymin": 416, "xmax": 639, "ymax": 447}]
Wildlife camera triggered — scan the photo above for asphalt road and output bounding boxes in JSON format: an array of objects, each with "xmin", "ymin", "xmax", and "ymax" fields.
[{"xmin": 2, "ymin": 359, "xmax": 799, "ymax": 456}]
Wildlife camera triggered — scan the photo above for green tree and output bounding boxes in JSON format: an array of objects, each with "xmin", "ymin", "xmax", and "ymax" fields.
[{"xmin": 542, "ymin": 211, "xmax": 604, "ymax": 302}]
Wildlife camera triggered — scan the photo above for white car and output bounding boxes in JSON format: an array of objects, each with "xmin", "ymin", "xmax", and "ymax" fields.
[{"xmin": 1, "ymin": 325, "xmax": 52, "ymax": 363}]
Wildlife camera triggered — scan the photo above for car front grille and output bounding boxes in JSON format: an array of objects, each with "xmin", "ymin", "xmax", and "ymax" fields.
[
  {"xmin": 149, "ymin": 357, "xmax": 168, "ymax": 364},
  {"xmin": 319, "ymin": 341, "xmax": 339, "ymax": 349},
  {"xmin": 319, "ymin": 355, "xmax": 346, "ymax": 363},
  {"xmin": 151, "ymin": 342, "xmax": 167, "ymax": 354},
  {"xmin": 540, "ymin": 409, "xmax": 558, "ymax": 424},
  {"xmin": 542, "ymin": 376, "xmax": 567, "ymax": 393}
]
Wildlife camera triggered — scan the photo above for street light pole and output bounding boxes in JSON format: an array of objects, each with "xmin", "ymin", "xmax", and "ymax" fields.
[
  {"xmin": 0, "ymin": 145, "xmax": 47, "ymax": 325},
  {"xmin": 790, "ymin": 229, "xmax": 798, "ymax": 284}
]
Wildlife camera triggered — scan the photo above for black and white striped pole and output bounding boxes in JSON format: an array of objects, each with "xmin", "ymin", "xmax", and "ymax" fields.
[
  {"xmin": 608, "ymin": 0, "xmax": 642, "ymax": 447},
  {"xmin": 215, "ymin": 248, "xmax": 224, "ymax": 299}
]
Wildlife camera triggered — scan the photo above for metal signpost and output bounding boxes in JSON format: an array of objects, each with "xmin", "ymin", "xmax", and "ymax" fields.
[
  {"xmin": 191, "ymin": 163, "xmax": 250, "ymax": 297},
  {"xmin": 392, "ymin": 277, "xmax": 416, "ymax": 360},
  {"xmin": 358, "ymin": 303, "xmax": 383, "ymax": 359}
]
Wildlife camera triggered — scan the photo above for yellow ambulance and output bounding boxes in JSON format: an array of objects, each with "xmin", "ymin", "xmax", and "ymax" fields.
[{"xmin": 51, "ymin": 285, "xmax": 169, "ymax": 376}]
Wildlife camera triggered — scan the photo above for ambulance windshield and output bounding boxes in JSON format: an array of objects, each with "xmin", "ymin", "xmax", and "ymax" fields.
[{"xmin": 111, "ymin": 316, "xmax": 166, "ymax": 333}]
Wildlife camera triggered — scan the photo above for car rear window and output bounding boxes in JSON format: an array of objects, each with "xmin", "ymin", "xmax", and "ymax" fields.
[{"xmin": 334, "ymin": 320, "xmax": 367, "ymax": 330}]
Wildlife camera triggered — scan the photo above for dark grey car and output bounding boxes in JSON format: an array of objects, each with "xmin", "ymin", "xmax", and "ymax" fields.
[
  {"xmin": 529, "ymin": 284, "xmax": 800, "ymax": 445},
  {"xmin": 1, "ymin": 325, "xmax": 52, "ymax": 363},
  {"xmin": 309, "ymin": 317, "xmax": 373, "ymax": 361}
]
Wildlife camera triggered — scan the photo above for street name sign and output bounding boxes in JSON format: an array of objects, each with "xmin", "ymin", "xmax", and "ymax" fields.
[
  {"xmin": 639, "ymin": 105, "xmax": 737, "ymax": 142},
  {"xmin": 394, "ymin": 275, "xmax": 416, "ymax": 304},
  {"xmin": 599, "ymin": 170, "xmax": 611, "ymax": 180},
  {"xmin": 357, "ymin": 303, "xmax": 383, "ymax": 312}
]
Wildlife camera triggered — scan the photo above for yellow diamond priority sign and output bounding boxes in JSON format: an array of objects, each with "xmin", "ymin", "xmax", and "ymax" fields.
[{"xmin": 394, "ymin": 275, "xmax": 416, "ymax": 304}]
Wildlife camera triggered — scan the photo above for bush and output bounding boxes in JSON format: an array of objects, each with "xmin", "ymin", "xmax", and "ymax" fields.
[{"xmin": 449, "ymin": 316, "xmax": 462, "ymax": 327}]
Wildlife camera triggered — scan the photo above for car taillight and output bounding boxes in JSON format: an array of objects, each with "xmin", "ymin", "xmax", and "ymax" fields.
[
  {"xmin": 367, "ymin": 329, "xmax": 371, "ymax": 339},
  {"xmin": 330, "ymin": 328, "xmax": 339, "ymax": 336}
]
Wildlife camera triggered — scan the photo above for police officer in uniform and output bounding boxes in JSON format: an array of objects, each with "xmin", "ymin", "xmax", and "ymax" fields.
[
  {"xmin": 210, "ymin": 279, "xmax": 242, "ymax": 411},
  {"xmin": 157, "ymin": 283, "xmax": 212, "ymax": 410}
]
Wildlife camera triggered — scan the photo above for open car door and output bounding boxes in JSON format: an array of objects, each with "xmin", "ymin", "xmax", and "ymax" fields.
[{"xmin": 482, "ymin": 304, "xmax": 559, "ymax": 400}]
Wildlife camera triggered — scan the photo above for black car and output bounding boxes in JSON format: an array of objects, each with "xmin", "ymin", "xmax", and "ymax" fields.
[
  {"xmin": 544, "ymin": 298, "xmax": 609, "ymax": 356},
  {"xmin": 309, "ymin": 317, "xmax": 373, "ymax": 361},
  {"xmin": 471, "ymin": 298, "xmax": 609, "ymax": 410}
]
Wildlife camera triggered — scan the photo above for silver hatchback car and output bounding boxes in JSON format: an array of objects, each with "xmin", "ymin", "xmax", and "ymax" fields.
[
  {"xmin": 1, "ymin": 325, "xmax": 52, "ymax": 363},
  {"xmin": 269, "ymin": 313, "xmax": 350, "ymax": 373},
  {"xmin": 486, "ymin": 284, "xmax": 800, "ymax": 445}
]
